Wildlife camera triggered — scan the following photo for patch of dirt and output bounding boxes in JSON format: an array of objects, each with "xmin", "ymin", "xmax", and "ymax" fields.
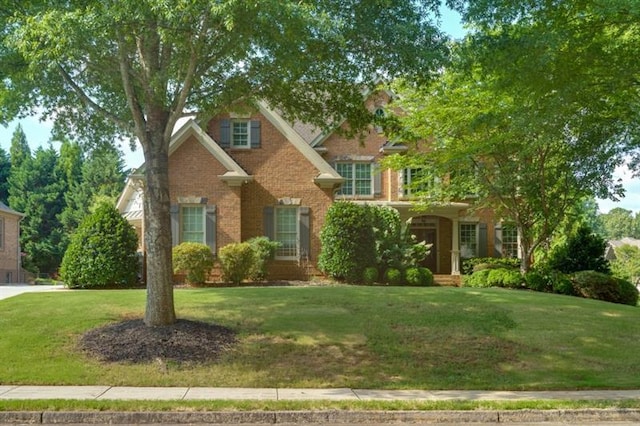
[{"xmin": 79, "ymin": 319, "xmax": 237, "ymax": 364}]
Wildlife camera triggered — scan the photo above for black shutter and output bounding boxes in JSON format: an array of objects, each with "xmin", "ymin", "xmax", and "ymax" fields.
[
  {"xmin": 299, "ymin": 207, "xmax": 310, "ymax": 260},
  {"xmin": 263, "ymin": 206, "xmax": 274, "ymax": 239},
  {"xmin": 250, "ymin": 120, "xmax": 261, "ymax": 148},
  {"xmin": 170, "ymin": 204, "xmax": 180, "ymax": 247},
  {"xmin": 206, "ymin": 205, "xmax": 217, "ymax": 253},
  {"xmin": 220, "ymin": 119, "xmax": 231, "ymax": 148},
  {"xmin": 478, "ymin": 223, "xmax": 488, "ymax": 257},
  {"xmin": 373, "ymin": 163, "xmax": 382, "ymax": 196}
]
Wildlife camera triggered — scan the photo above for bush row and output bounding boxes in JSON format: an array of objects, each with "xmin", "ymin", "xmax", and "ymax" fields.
[
  {"xmin": 463, "ymin": 266, "xmax": 638, "ymax": 306},
  {"xmin": 362, "ymin": 266, "xmax": 434, "ymax": 286},
  {"xmin": 173, "ymin": 237, "xmax": 280, "ymax": 285}
]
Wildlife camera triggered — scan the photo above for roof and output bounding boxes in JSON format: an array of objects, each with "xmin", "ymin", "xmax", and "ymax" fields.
[
  {"xmin": 0, "ymin": 201, "xmax": 24, "ymax": 218},
  {"xmin": 608, "ymin": 238, "xmax": 640, "ymax": 249}
]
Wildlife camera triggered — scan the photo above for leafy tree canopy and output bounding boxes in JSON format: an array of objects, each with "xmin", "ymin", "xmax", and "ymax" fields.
[{"xmin": 1, "ymin": 0, "xmax": 449, "ymax": 325}]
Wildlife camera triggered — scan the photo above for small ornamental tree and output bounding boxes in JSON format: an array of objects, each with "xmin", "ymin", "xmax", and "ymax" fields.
[
  {"xmin": 547, "ymin": 225, "xmax": 610, "ymax": 274},
  {"xmin": 60, "ymin": 202, "xmax": 138, "ymax": 289},
  {"xmin": 318, "ymin": 202, "xmax": 377, "ymax": 282}
]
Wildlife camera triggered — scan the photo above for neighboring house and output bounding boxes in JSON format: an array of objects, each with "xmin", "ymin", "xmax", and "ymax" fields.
[
  {"xmin": 605, "ymin": 237, "xmax": 640, "ymax": 261},
  {"xmin": 0, "ymin": 201, "xmax": 24, "ymax": 283},
  {"xmin": 117, "ymin": 92, "xmax": 516, "ymax": 282}
]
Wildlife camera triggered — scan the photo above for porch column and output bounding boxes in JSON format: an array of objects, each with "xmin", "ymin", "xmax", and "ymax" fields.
[{"xmin": 451, "ymin": 218, "xmax": 460, "ymax": 275}]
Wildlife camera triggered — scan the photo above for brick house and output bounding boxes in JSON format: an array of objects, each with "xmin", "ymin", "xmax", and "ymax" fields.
[
  {"xmin": 117, "ymin": 93, "xmax": 518, "ymax": 283},
  {"xmin": 0, "ymin": 201, "xmax": 24, "ymax": 283}
]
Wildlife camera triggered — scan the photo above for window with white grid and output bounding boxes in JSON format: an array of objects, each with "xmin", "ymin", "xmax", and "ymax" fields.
[
  {"xmin": 275, "ymin": 207, "xmax": 298, "ymax": 259},
  {"xmin": 336, "ymin": 162, "xmax": 372, "ymax": 196},
  {"xmin": 231, "ymin": 120, "xmax": 250, "ymax": 148},
  {"xmin": 502, "ymin": 224, "xmax": 519, "ymax": 258},
  {"xmin": 460, "ymin": 223, "xmax": 478, "ymax": 258},
  {"xmin": 181, "ymin": 206, "xmax": 205, "ymax": 243}
]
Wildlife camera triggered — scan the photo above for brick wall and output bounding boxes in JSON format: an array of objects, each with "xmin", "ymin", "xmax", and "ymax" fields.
[{"xmin": 0, "ymin": 213, "xmax": 21, "ymax": 283}]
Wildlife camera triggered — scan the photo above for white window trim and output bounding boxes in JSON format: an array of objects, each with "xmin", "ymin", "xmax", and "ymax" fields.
[
  {"xmin": 459, "ymin": 222, "xmax": 479, "ymax": 258},
  {"xmin": 231, "ymin": 120, "xmax": 251, "ymax": 149},
  {"xmin": 180, "ymin": 205, "xmax": 206, "ymax": 244},
  {"xmin": 336, "ymin": 162, "xmax": 374, "ymax": 198},
  {"xmin": 274, "ymin": 206, "xmax": 299, "ymax": 260}
]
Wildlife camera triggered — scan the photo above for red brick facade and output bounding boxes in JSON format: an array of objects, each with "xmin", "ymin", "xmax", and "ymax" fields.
[
  {"xmin": 119, "ymin": 95, "xmax": 506, "ymax": 282},
  {"xmin": 0, "ymin": 203, "xmax": 24, "ymax": 283}
]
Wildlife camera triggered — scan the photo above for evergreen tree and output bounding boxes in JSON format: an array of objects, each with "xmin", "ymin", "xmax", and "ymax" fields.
[
  {"xmin": 0, "ymin": 147, "xmax": 9, "ymax": 204},
  {"xmin": 9, "ymin": 146, "xmax": 65, "ymax": 274},
  {"xmin": 9, "ymin": 124, "xmax": 30, "ymax": 172}
]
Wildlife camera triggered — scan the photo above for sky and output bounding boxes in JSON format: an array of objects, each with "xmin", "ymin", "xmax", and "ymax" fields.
[{"xmin": 0, "ymin": 6, "xmax": 637, "ymax": 214}]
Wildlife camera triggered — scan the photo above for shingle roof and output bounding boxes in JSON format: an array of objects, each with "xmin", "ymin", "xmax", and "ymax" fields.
[{"xmin": 0, "ymin": 201, "xmax": 24, "ymax": 217}]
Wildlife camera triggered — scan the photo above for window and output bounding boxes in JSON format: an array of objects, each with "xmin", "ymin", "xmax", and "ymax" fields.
[
  {"xmin": 231, "ymin": 120, "xmax": 250, "ymax": 148},
  {"xmin": 460, "ymin": 223, "xmax": 478, "ymax": 258},
  {"xmin": 336, "ymin": 162, "xmax": 372, "ymax": 196},
  {"xmin": 402, "ymin": 168, "xmax": 438, "ymax": 197},
  {"xmin": 275, "ymin": 207, "xmax": 298, "ymax": 259},
  {"xmin": 181, "ymin": 206, "xmax": 205, "ymax": 243},
  {"xmin": 502, "ymin": 224, "xmax": 519, "ymax": 258}
]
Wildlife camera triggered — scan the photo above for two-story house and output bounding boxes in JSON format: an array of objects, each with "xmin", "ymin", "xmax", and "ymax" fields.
[
  {"xmin": 117, "ymin": 92, "xmax": 518, "ymax": 283},
  {"xmin": 0, "ymin": 201, "xmax": 24, "ymax": 283}
]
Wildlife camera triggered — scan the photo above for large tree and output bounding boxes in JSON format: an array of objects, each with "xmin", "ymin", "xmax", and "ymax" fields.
[{"xmin": 1, "ymin": 1, "xmax": 448, "ymax": 325}]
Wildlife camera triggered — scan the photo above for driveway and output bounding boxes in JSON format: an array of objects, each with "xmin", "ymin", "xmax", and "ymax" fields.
[{"xmin": 0, "ymin": 284, "xmax": 65, "ymax": 301}]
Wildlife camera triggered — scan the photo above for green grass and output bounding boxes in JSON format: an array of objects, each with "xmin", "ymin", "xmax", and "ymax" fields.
[{"xmin": 1, "ymin": 286, "xmax": 639, "ymax": 390}]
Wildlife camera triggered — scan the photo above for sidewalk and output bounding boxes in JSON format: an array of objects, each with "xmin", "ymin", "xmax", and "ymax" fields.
[
  {"xmin": 1, "ymin": 387, "xmax": 640, "ymax": 424},
  {"xmin": 1, "ymin": 385, "xmax": 640, "ymax": 401},
  {"xmin": 0, "ymin": 284, "xmax": 64, "ymax": 301}
]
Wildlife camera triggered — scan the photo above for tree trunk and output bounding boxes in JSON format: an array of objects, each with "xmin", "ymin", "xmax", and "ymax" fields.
[{"xmin": 141, "ymin": 124, "xmax": 176, "ymax": 326}]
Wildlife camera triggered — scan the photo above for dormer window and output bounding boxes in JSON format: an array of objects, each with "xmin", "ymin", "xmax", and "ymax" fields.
[
  {"xmin": 231, "ymin": 121, "xmax": 250, "ymax": 148},
  {"xmin": 220, "ymin": 119, "xmax": 261, "ymax": 149}
]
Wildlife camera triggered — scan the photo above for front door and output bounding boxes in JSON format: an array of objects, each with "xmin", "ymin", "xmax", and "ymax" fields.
[{"xmin": 413, "ymin": 228, "xmax": 437, "ymax": 273}]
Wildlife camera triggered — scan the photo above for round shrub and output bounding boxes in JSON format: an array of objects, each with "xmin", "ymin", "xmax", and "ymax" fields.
[
  {"xmin": 60, "ymin": 202, "xmax": 138, "ymax": 289},
  {"xmin": 405, "ymin": 267, "xmax": 434, "ymax": 286},
  {"xmin": 572, "ymin": 270, "xmax": 638, "ymax": 305},
  {"xmin": 615, "ymin": 278, "xmax": 639, "ymax": 307},
  {"xmin": 318, "ymin": 202, "xmax": 376, "ymax": 282},
  {"xmin": 218, "ymin": 242, "xmax": 255, "ymax": 285},
  {"xmin": 383, "ymin": 268, "xmax": 403, "ymax": 285},
  {"xmin": 172, "ymin": 242, "xmax": 214, "ymax": 284},
  {"xmin": 463, "ymin": 269, "xmax": 491, "ymax": 287},
  {"xmin": 362, "ymin": 267, "xmax": 379, "ymax": 285}
]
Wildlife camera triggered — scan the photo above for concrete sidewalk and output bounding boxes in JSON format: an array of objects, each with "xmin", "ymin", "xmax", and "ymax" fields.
[
  {"xmin": 1, "ymin": 385, "xmax": 640, "ymax": 401},
  {"xmin": 0, "ymin": 284, "xmax": 64, "ymax": 301}
]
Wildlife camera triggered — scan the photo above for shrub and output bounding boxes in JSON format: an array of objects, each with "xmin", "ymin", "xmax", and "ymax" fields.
[
  {"xmin": 405, "ymin": 267, "xmax": 434, "ymax": 286},
  {"xmin": 172, "ymin": 242, "xmax": 214, "ymax": 284},
  {"xmin": 218, "ymin": 242, "xmax": 255, "ymax": 285},
  {"xmin": 615, "ymin": 277, "xmax": 639, "ymax": 307},
  {"xmin": 318, "ymin": 202, "xmax": 377, "ymax": 282},
  {"xmin": 60, "ymin": 203, "xmax": 138, "ymax": 289},
  {"xmin": 362, "ymin": 267, "xmax": 379, "ymax": 285},
  {"xmin": 462, "ymin": 269, "xmax": 491, "ymax": 288},
  {"xmin": 486, "ymin": 268, "xmax": 523, "ymax": 288},
  {"xmin": 551, "ymin": 271, "xmax": 575, "ymax": 296},
  {"xmin": 462, "ymin": 257, "xmax": 520, "ymax": 275},
  {"xmin": 524, "ymin": 270, "xmax": 552, "ymax": 293},
  {"xmin": 247, "ymin": 237, "xmax": 281, "ymax": 281},
  {"xmin": 384, "ymin": 268, "xmax": 403, "ymax": 285},
  {"xmin": 571, "ymin": 270, "xmax": 638, "ymax": 306},
  {"xmin": 372, "ymin": 206, "xmax": 429, "ymax": 271},
  {"xmin": 547, "ymin": 225, "xmax": 610, "ymax": 274}
]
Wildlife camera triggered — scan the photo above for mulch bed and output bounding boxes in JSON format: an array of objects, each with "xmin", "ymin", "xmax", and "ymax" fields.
[{"xmin": 79, "ymin": 319, "xmax": 237, "ymax": 364}]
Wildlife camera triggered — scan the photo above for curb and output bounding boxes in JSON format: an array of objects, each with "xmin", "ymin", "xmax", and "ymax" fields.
[{"xmin": 1, "ymin": 409, "xmax": 640, "ymax": 424}]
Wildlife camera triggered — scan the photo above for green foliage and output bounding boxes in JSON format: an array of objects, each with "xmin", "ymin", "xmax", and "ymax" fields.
[
  {"xmin": 610, "ymin": 244, "xmax": 640, "ymax": 285},
  {"xmin": 462, "ymin": 257, "xmax": 521, "ymax": 275},
  {"xmin": 599, "ymin": 208, "xmax": 639, "ymax": 240},
  {"xmin": 571, "ymin": 270, "xmax": 638, "ymax": 306},
  {"xmin": 484, "ymin": 268, "xmax": 522, "ymax": 288},
  {"xmin": 362, "ymin": 267, "xmax": 379, "ymax": 285},
  {"xmin": 172, "ymin": 243, "xmax": 214, "ymax": 285},
  {"xmin": 404, "ymin": 267, "xmax": 433, "ymax": 287},
  {"xmin": 60, "ymin": 203, "xmax": 138, "ymax": 289},
  {"xmin": 318, "ymin": 202, "xmax": 377, "ymax": 282},
  {"xmin": 547, "ymin": 225, "xmax": 610, "ymax": 274},
  {"xmin": 383, "ymin": 268, "xmax": 403, "ymax": 285},
  {"xmin": 462, "ymin": 269, "xmax": 492, "ymax": 288},
  {"xmin": 372, "ymin": 206, "xmax": 429, "ymax": 271},
  {"xmin": 524, "ymin": 270, "xmax": 552, "ymax": 293},
  {"xmin": 218, "ymin": 243, "xmax": 255, "ymax": 285},
  {"xmin": 246, "ymin": 237, "xmax": 281, "ymax": 281},
  {"xmin": 0, "ymin": 147, "xmax": 9, "ymax": 204}
]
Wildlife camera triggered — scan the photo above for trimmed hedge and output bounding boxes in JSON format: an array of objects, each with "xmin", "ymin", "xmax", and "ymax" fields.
[
  {"xmin": 172, "ymin": 242, "xmax": 214, "ymax": 284},
  {"xmin": 571, "ymin": 270, "xmax": 639, "ymax": 306}
]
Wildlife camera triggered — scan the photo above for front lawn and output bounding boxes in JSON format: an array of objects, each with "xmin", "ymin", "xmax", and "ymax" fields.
[{"xmin": 0, "ymin": 286, "xmax": 638, "ymax": 390}]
